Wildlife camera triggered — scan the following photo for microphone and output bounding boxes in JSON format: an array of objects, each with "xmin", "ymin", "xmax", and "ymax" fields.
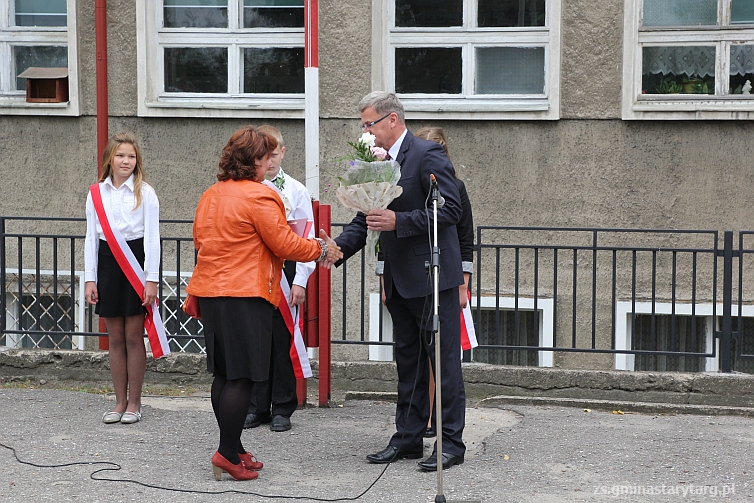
[{"xmin": 429, "ymin": 174, "xmax": 445, "ymax": 208}]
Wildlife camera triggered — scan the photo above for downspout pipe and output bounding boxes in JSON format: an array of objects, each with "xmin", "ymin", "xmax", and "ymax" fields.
[
  {"xmin": 95, "ymin": 0, "xmax": 108, "ymax": 349},
  {"xmin": 95, "ymin": 0, "xmax": 108, "ymax": 170}
]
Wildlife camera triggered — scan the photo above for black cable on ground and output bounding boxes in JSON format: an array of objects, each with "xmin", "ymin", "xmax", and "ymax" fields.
[{"xmin": 0, "ymin": 440, "xmax": 391, "ymax": 501}]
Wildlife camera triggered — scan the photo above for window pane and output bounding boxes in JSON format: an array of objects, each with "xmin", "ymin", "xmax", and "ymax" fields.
[
  {"xmin": 633, "ymin": 314, "xmax": 706, "ymax": 372},
  {"xmin": 243, "ymin": 47, "xmax": 304, "ymax": 93},
  {"xmin": 642, "ymin": 46, "xmax": 715, "ymax": 95},
  {"xmin": 244, "ymin": 0, "xmax": 304, "ymax": 28},
  {"xmin": 732, "ymin": 0, "xmax": 754, "ymax": 24},
  {"xmin": 164, "ymin": 0, "xmax": 228, "ymax": 28},
  {"xmin": 14, "ymin": 0, "xmax": 66, "ymax": 27},
  {"xmin": 729, "ymin": 45, "xmax": 754, "ymax": 95},
  {"xmin": 478, "ymin": 0, "xmax": 545, "ymax": 28},
  {"xmin": 14, "ymin": 45, "xmax": 67, "ymax": 90},
  {"xmin": 642, "ymin": 0, "xmax": 717, "ymax": 27},
  {"xmin": 474, "ymin": 309, "xmax": 538, "ymax": 366},
  {"xmin": 395, "ymin": 0, "xmax": 462, "ymax": 27},
  {"xmin": 164, "ymin": 47, "xmax": 228, "ymax": 93},
  {"xmin": 395, "ymin": 47, "xmax": 462, "ymax": 93},
  {"xmin": 476, "ymin": 46, "xmax": 544, "ymax": 94}
]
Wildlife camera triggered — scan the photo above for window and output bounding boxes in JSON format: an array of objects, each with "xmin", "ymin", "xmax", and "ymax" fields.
[
  {"xmin": 729, "ymin": 316, "xmax": 754, "ymax": 374},
  {"xmin": 159, "ymin": 272, "xmax": 205, "ymax": 354},
  {"xmin": 367, "ymin": 294, "xmax": 554, "ymax": 367},
  {"xmin": 137, "ymin": 0, "xmax": 306, "ymax": 118},
  {"xmin": 615, "ymin": 302, "xmax": 718, "ymax": 371},
  {"xmin": 623, "ymin": 0, "xmax": 754, "ymax": 119},
  {"xmin": 0, "ymin": 0, "xmax": 79, "ymax": 115},
  {"xmin": 2, "ymin": 270, "xmax": 85, "ymax": 350},
  {"xmin": 375, "ymin": 0, "xmax": 562, "ymax": 119},
  {"xmin": 470, "ymin": 295, "xmax": 554, "ymax": 367}
]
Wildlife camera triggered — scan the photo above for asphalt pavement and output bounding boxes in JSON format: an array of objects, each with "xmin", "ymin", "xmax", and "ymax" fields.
[{"xmin": 0, "ymin": 387, "xmax": 752, "ymax": 503}]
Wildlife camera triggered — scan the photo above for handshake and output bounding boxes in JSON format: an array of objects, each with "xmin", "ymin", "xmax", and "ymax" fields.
[{"xmin": 316, "ymin": 229, "xmax": 343, "ymax": 269}]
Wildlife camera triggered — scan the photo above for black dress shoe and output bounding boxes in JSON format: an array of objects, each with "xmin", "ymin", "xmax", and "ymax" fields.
[
  {"xmin": 366, "ymin": 445, "xmax": 424, "ymax": 464},
  {"xmin": 424, "ymin": 427, "xmax": 437, "ymax": 438},
  {"xmin": 243, "ymin": 412, "xmax": 271, "ymax": 429},
  {"xmin": 417, "ymin": 452, "xmax": 464, "ymax": 471},
  {"xmin": 270, "ymin": 415, "xmax": 291, "ymax": 432}
]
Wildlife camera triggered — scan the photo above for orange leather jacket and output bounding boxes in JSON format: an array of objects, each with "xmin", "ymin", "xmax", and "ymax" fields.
[{"xmin": 186, "ymin": 179, "xmax": 321, "ymax": 307}]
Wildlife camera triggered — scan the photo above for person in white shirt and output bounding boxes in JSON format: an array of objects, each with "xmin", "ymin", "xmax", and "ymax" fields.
[
  {"xmin": 244, "ymin": 125, "xmax": 315, "ymax": 433},
  {"xmin": 84, "ymin": 132, "xmax": 160, "ymax": 425}
]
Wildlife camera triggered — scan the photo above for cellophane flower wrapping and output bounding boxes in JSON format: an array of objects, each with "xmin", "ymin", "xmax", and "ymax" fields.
[{"xmin": 335, "ymin": 159, "xmax": 403, "ymax": 260}]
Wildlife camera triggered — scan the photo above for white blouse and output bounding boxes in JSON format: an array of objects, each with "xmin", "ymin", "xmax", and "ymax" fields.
[{"xmin": 84, "ymin": 175, "xmax": 161, "ymax": 283}]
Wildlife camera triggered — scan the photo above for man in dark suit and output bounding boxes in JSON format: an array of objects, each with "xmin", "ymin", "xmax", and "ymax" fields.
[{"xmin": 331, "ymin": 91, "xmax": 467, "ymax": 471}]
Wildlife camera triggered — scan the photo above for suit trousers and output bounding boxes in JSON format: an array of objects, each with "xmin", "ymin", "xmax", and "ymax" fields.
[
  {"xmin": 249, "ymin": 261, "xmax": 298, "ymax": 419},
  {"xmin": 385, "ymin": 286, "xmax": 466, "ymax": 457},
  {"xmin": 248, "ymin": 310, "xmax": 298, "ymax": 418}
]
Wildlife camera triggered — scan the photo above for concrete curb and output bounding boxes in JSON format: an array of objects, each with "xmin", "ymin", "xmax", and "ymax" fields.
[
  {"xmin": 2, "ymin": 349, "xmax": 754, "ymax": 413},
  {"xmin": 343, "ymin": 391, "xmax": 754, "ymax": 417}
]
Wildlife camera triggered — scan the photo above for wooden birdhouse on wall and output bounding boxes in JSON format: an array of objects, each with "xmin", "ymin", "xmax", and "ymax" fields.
[{"xmin": 17, "ymin": 67, "xmax": 69, "ymax": 103}]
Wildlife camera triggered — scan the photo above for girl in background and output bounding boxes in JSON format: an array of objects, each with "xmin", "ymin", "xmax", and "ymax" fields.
[{"xmin": 85, "ymin": 132, "xmax": 160, "ymax": 425}]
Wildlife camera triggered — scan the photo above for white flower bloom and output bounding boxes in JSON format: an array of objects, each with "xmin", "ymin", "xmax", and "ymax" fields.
[{"xmin": 359, "ymin": 132, "xmax": 376, "ymax": 148}]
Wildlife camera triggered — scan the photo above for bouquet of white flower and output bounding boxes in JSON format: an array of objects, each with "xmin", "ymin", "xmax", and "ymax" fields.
[{"xmin": 335, "ymin": 133, "xmax": 403, "ymax": 259}]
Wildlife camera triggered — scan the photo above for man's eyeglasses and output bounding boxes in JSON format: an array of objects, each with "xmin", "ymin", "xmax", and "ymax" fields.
[{"xmin": 361, "ymin": 113, "xmax": 392, "ymax": 131}]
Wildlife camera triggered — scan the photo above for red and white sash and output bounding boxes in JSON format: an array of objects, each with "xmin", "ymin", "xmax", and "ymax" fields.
[
  {"xmin": 460, "ymin": 288, "xmax": 478, "ymax": 351},
  {"xmin": 89, "ymin": 183, "xmax": 170, "ymax": 359},
  {"xmin": 279, "ymin": 274, "xmax": 312, "ymax": 379}
]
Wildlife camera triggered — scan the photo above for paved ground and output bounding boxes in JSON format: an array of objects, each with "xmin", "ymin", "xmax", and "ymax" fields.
[{"xmin": 0, "ymin": 387, "xmax": 752, "ymax": 503}]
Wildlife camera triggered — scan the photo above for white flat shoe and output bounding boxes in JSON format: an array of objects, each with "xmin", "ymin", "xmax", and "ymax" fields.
[
  {"xmin": 102, "ymin": 411, "xmax": 122, "ymax": 424},
  {"xmin": 120, "ymin": 409, "xmax": 142, "ymax": 424}
]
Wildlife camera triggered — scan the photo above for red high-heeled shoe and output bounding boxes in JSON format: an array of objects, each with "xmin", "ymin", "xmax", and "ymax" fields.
[
  {"xmin": 211, "ymin": 452, "xmax": 259, "ymax": 481},
  {"xmin": 239, "ymin": 451, "xmax": 264, "ymax": 470}
]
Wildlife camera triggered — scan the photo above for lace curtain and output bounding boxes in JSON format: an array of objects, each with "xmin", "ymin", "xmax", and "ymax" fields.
[{"xmin": 643, "ymin": 46, "xmax": 754, "ymax": 77}]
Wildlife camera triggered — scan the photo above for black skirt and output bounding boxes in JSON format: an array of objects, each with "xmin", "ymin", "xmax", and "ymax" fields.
[
  {"xmin": 199, "ymin": 297, "xmax": 274, "ymax": 381},
  {"xmin": 95, "ymin": 238, "xmax": 148, "ymax": 318}
]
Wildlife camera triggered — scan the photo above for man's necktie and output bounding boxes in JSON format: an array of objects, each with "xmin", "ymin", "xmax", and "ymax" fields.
[{"xmin": 273, "ymin": 175, "xmax": 285, "ymax": 190}]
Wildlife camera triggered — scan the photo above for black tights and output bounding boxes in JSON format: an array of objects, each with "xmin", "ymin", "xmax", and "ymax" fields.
[{"xmin": 211, "ymin": 375, "xmax": 254, "ymax": 464}]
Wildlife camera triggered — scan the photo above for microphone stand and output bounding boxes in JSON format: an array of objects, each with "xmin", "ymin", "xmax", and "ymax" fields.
[
  {"xmin": 429, "ymin": 178, "xmax": 480, "ymax": 503},
  {"xmin": 429, "ymin": 180, "xmax": 445, "ymax": 503}
]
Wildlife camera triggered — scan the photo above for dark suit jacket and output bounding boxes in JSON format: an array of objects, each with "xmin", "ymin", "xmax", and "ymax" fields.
[
  {"xmin": 456, "ymin": 178, "xmax": 474, "ymax": 265},
  {"xmin": 336, "ymin": 130, "xmax": 463, "ymax": 299}
]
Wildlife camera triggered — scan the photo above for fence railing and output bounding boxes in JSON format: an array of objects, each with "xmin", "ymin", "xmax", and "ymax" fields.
[
  {"xmin": 0, "ymin": 216, "xmax": 202, "ymax": 353},
  {"xmin": 3, "ymin": 216, "xmax": 753, "ymax": 374}
]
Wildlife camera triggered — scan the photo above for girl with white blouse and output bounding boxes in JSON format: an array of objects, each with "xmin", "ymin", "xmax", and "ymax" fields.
[{"xmin": 84, "ymin": 132, "xmax": 160, "ymax": 425}]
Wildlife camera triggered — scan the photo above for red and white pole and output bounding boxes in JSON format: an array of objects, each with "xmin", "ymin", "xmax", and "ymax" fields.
[
  {"xmin": 304, "ymin": 0, "xmax": 319, "ymax": 199},
  {"xmin": 301, "ymin": 0, "xmax": 321, "ymax": 406}
]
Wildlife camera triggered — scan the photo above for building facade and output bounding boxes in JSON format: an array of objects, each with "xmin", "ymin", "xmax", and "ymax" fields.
[{"xmin": 2, "ymin": 0, "xmax": 754, "ymax": 372}]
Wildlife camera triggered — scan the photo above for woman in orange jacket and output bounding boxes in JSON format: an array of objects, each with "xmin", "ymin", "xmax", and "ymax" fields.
[{"xmin": 187, "ymin": 125, "xmax": 342, "ymax": 481}]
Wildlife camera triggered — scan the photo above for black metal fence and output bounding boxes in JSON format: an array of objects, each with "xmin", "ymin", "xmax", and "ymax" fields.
[
  {"xmin": 3, "ymin": 216, "xmax": 753, "ymax": 373},
  {"xmin": 0, "ymin": 216, "xmax": 201, "ymax": 353},
  {"xmin": 334, "ymin": 225, "xmax": 754, "ymax": 374}
]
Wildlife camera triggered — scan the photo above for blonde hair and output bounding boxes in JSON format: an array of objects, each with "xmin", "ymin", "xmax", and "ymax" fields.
[
  {"xmin": 99, "ymin": 132, "xmax": 146, "ymax": 210},
  {"xmin": 258, "ymin": 125, "xmax": 284, "ymax": 148},
  {"xmin": 415, "ymin": 126, "xmax": 450, "ymax": 159}
]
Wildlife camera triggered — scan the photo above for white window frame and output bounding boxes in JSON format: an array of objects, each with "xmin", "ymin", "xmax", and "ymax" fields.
[
  {"xmin": 0, "ymin": 0, "xmax": 79, "ymax": 116},
  {"xmin": 622, "ymin": 0, "xmax": 754, "ymax": 120},
  {"xmin": 368, "ymin": 293, "xmax": 554, "ymax": 367},
  {"xmin": 2, "ymin": 268, "xmax": 86, "ymax": 350},
  {"xmin": 137, "ymin": 0, "xmax": 306, "ymax": 119},
  {"xmin": 372, "ymin": 0, "xmax": 561, "ymax": 120},
  {"xmin": 615, "ymin": 301, "xmax": 724, "ymax": 371}
]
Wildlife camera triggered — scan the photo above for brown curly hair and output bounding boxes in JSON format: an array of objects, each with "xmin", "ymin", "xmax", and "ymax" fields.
[{"xmin": 217, "ymin": 125, "xmax": 279, "ymax": 182}]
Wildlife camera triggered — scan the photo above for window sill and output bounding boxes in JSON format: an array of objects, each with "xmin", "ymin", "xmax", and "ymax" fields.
[
  {"xmin": 137, "ymin": 96, "xmax": 306, "ymax": 118},
  {"xmin": 0, "ymin": 97, "xmax": 78, "ymax": 116},
  {"xmin": 625, "ymin": 96, "xmax": 754, "ymax": 119},
  {"xmin": 400, "ymin": 97, "xmax": 558, "ymax": 120}
]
